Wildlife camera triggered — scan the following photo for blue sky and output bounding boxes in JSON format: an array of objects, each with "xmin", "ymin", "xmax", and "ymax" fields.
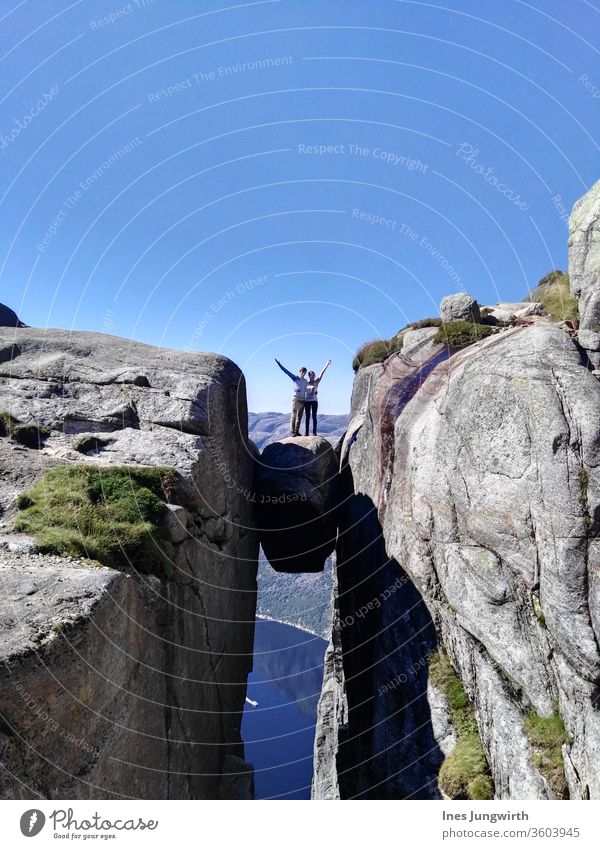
[{"xmin": 0, "ymin": 0, "xmax": 598, "ymax": 413}]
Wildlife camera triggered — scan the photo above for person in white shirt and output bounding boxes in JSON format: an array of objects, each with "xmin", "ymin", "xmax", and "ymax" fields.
[
  {"xmin": 275, "ymin": 359, "xmax": 308, "ymax": 436},
  {"xmin": 304, "ymin": 360, "xmax": 332, "ymax": 436}
]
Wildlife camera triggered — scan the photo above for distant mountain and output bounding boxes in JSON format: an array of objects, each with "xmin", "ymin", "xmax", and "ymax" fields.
[
  {"xmin": 248, "ymin": 412, "xmax": 346, "ymax": 636},
  {"xmin": 248, "ymin": 411, "xmax": 348, "ymax": 451}
]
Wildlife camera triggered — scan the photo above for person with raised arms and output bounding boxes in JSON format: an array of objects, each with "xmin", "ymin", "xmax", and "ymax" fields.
[{"xmin": 275, "ymin": 359, "xmax": 308, "ymax": 436}]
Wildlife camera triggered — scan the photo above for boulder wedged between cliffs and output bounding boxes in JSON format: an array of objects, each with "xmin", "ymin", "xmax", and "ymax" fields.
[{"xmin": 256, "ymin": 436, "xmax": 340, "ymax": 573}]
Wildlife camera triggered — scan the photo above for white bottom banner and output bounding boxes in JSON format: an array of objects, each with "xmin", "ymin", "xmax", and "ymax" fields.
[{"xmin": 0, "ymin": 800, "xmax": 599, "ymax": 848}]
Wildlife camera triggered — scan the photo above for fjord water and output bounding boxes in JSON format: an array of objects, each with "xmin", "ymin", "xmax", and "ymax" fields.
[{"xmin": 242, "ymin": 619, "xmax": 327, "ymax": 800}]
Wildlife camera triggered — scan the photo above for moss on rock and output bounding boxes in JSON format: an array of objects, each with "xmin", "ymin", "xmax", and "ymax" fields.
[{"xmin": 524, "ymin": 709, "xmax": 571, "ymax": 798}]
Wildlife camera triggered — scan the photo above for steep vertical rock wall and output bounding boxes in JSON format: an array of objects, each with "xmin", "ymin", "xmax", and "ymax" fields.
[
  {"xmin": 570, "ymin": 178, "xmax": 600, "ymax": 365},
  {"xmin": 315, "ymin": 314, "xmax": 600, "ymax": 798},
  {"xmin": 313, "ymin": 329, "xmax": 451, "ymax": 799},
  {"xmin": 384, "ymin": 323, "xmax": 600, "ymax": 799},
  {"xmin": 0, "ymin": 329, "xmax": 258, "ymax": 799}
]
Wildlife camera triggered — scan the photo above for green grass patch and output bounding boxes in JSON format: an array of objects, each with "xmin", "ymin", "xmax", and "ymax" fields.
[
  {"xmin": 439, "ymin": 738, "xmax": 495, "ymax": 800},
  {"xmin": 429, "ymin": 650, "xmax": 495, "ymax": 800},
  {"xmin": 352, "ymin": 336, "xmax": 404, "ymax": 371},
  {"xmin": 14, "ymin": 465, "xmax": 177, "ymax": 577},
  {"xmin": 539, "ymin": 277, "xmax": 579, "ymax": 323},
  {"xmin": 434, "ymin": 321, "xmax": 495, "ymax": 348},
  {"xmin": 524, "ymin": 709, "xmax": 571, "ymax": 798}
]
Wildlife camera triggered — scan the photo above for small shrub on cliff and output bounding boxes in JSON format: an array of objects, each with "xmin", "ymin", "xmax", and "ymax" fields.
[
  {"xmin": 0, "ymin": 412, "xmax": 50, "ymax": 447},
  {"xmin": 439, "ymin": 738, "xmax": 494, "ymax": 801},
  {"xmin": 407, "ymin": 317, "xmax": 442, "ymax": 330},
  {"xmin": 434, "ymin": 321, "xmax": 494, "ymax": 348},
  {"xmin": 539, "ymin": 276, "xmax": 579, "ymax": 323},
  {"xmin": 352, "ymin": 336, "xmax": 404, "ymax": 371},
  {"xmin": 539, "ymin": 269, "xmax": 568, "ymax": 287},
  {"xmin": 429, "ymin": 650, "xmax": 495, "ymax": 800},
  {"xmin": 524, "ymin": 710, "xmax": 571, "ymax": 798},
  {"xmin": 14, "ymin": 465, "xmax": 177, "ymax": 576},
  {"xmin": 0, "ymin": 412, "xmax": 17, "ymax": 437},
  {"xmin": 12, "ymin": 423, "xmax": 51, "ymax": 448}
]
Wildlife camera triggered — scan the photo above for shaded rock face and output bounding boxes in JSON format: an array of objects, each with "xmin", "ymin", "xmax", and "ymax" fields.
[
  {"xmin": 570, "ymin": 179, "xmax": 600, "ymax": 364},
  {"xmin": 0, "ymin": 303, "xmax": 25, "ymax": 328},
  {"xmin": 311, "ymin": 560, "xmax": 346, "ymax": 800},
  {"xmin": 256, "ymin": 436, "xmax": 338, "ymax": 573},
  {"xmin": 314, "ymin": 320, "xmax": 600, "ymax": 800},
  {"xmin": 313, "ymin": 330, "xmax": 450, "ymax": 799},
  {"xmin": 327, "ymin": 480, "xmax": 443, "ymax": 799},
  {"xmin": 0, "ymin": 328, "xmax": 258, "ymax": 799},
  {"xmin": 440, "ymin": 292, "xmax": 481, "ymax": 324}
]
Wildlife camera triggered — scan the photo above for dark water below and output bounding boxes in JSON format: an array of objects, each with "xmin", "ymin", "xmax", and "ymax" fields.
[{"xmin": 241, "ymin": 619, "xmax": 327, "ymax": 800}]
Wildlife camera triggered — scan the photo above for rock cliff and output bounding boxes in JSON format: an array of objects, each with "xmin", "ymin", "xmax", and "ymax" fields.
[
  {"xmin": 313, "ymin": 182, "xmax": 600, "ymax": 800},
  {"xmin": 0, "ymin": 328, "xmax": 258, "ymax": 799},
  {"xmin": 570, "ymin": 178, "xmax": 600, "ymax": 365}
]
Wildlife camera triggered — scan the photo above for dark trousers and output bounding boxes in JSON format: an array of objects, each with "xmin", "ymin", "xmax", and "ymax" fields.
[{"xmin": 304, "ymin": 401, "xmax": 318, "ymax": 435}]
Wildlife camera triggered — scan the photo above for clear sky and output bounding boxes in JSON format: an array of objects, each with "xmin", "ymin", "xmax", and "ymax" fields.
[{"xmin": 1, "ymin": 0, "xmax": 598, "ymax": 413}]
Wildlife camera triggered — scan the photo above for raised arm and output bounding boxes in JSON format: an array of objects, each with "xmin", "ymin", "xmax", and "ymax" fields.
[
  {"xmin": 317, "ymin": 359, "xmax": 332, "ymax": 382},
  {"xmin": 275, "ymin": 358, "xmax": 297, "ymax": 381}
]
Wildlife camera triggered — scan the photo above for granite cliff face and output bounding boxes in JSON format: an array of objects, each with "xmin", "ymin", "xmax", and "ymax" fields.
[
  {"xmin": 570, "ymin": 178, "xmax": 600, "ymax": 365},
  {"xmin": 313, "ymin": 183, "xmax": 600, "ymax": 801},
  {"xmin": 0, "ymin": 328, "xmax": 258, "ymax": 799}
]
